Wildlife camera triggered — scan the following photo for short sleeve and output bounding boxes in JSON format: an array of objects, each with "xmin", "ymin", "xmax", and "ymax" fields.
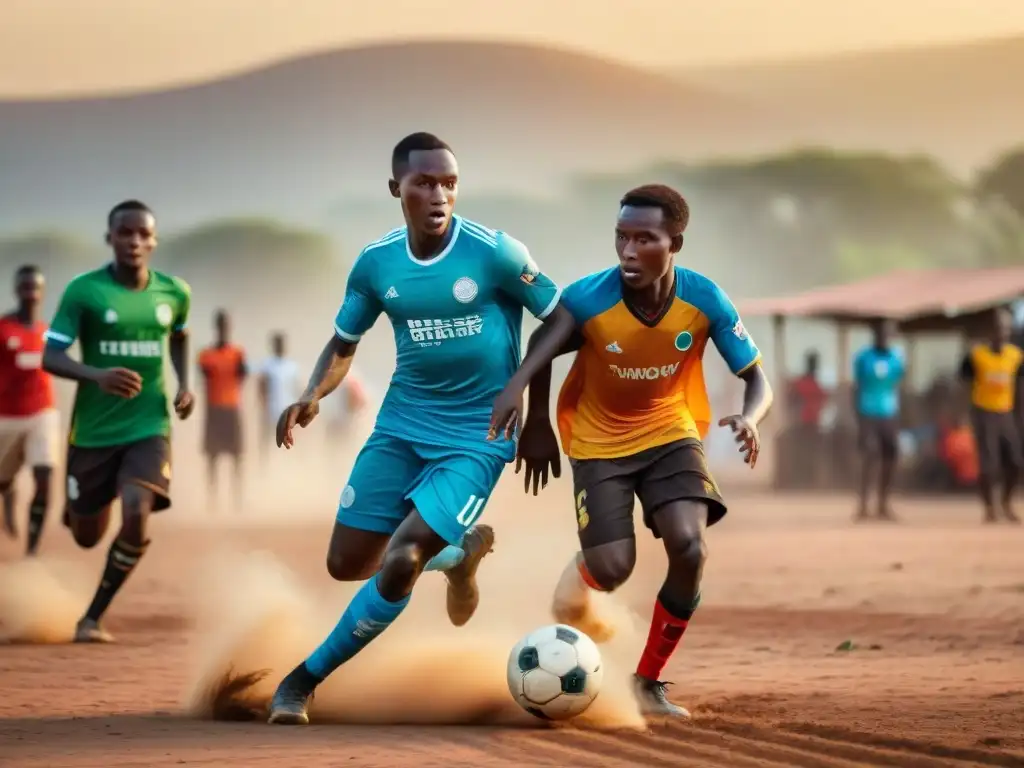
[
  {"xmin": 44, "ymin": 279, "xmax": 85, "ymax": 350},
  {"xmin": 333, "ymin": 250, "xmax": 382, "ymax": 342},
  {"xmin": 172, "ymin": 278, "xmax": 191, "ymax": 332},
  {"xmin": 559, "ymin": 279, "xmax": 589, "ymax": 325},
  {"xmin": 493, "ymin": 232, "xmax": 561, "ymax": 320},
  {"xmin": 705, "ymin": 280, "xmax": 761, "ymax": 375}
]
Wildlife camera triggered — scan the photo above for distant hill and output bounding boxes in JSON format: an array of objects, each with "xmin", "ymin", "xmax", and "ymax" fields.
[
  {"xmin": 0, "ymin": 41, "xmax": 778, "ymax": 232},
  {"xmin": 679, "ymin": 36, "xmax": 1024, "ymax": 176}
]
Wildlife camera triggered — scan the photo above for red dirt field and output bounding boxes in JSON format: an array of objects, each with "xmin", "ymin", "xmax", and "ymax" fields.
[{"xmin": 2, "ymin": 486, "xmax": 1023, "ymax": 768}]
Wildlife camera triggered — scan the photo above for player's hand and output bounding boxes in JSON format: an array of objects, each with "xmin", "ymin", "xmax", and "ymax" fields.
[
  {"xmin": 718, "ymin": 414, "xmax": 760, "ymax": 468},
  {"xmin": 277, "ymin": 399, "xmax": 320, "ymax": 449},
  {"xmin": 516, "ymin": 418, "xmax": 561, "ymax": 495},
  {"xmin": 488, "ymin": 385, "xmax": 524, "ymax": 441},
  {"xmin": 96, "ymin": 367, "xmax": 143, "ymax": 399},
  {"xmin": 174, "ymin": 390, "xmax": 195, "ymax": 420}
]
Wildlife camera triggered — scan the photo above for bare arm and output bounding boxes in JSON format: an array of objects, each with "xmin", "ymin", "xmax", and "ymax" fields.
[
  {"xmin": 301, "ymin": 335, "xmax": 358, "ymax": 402},
  {"xmin": 739, "ymin": 363, "xmax": 773, "ymax": 426},
  {"xmin": 42, "ymin": 344, "xmax": 103, "ymax": 383},
  {"xmin": 170, "ymin": 331, "xmax": 191, "ymax": 392},
  {"xmin": 508, "ymin": 304, "xmax": 579, "ymax": 396},
  {"xmin": 524, "ymin": 321, "xmax": 584, "ymax": 425}
]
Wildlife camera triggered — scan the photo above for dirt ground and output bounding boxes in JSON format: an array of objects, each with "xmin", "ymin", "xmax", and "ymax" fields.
[{"xmin": 1, "ymin": 474, "xmax": 1023, "ymax": 768}]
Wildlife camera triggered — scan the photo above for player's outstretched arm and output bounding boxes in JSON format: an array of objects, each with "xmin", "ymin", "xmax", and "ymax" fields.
[
  {"xmin": 489, "ymin": 304, "xmax": 577, "ymax": 440},
  {"xmin": 277, "ymin": 336, "xmax": 357, "ymax": 449}
]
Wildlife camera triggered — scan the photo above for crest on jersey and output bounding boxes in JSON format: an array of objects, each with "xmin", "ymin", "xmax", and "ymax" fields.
[
  {"xmin": 340, "ymin": 485, "xmax": 356, "ymax": 509},
  {"xmin": 732, "ymin": 319, "xmax": 748, "ymax": 340},
  {"xmin": 104, "ymin": 309, "xmax": 118, "ymax": 324},
  {"xmin": 453, "ymin": 277, "xmax": 478, "ymax": 304},
  {"xmin": 155, "ymin": 303, "xmax": 174, "ymax": 327},
  {"xmin": 6, "ymin": 336, "xmax": 20, "ymax": 350},
  {"xmin": 674, "ymin": 331, "xmax": 693, "ymax": 352},
  {"xmin": 519, "ymin": 256, "xmax": 540, "ymax": 285}
]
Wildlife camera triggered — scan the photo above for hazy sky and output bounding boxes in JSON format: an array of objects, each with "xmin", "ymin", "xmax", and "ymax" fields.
[{"xmin": 4, "ymin": 0, "xmax": 1024, "ymax": 97}]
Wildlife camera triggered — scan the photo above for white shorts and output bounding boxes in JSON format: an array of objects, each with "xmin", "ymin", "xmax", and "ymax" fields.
[{"xmin": 0, "ymin": 409, "xmax": 60, "ymax": 483}]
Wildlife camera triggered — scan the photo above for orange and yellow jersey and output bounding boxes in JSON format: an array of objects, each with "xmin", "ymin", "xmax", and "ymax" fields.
[
  {"xmin": 962, "ymin": 343, "xmax": 1023, "ymax": 413},
  {"xmin": 556, "ymin": 266, "xmax": 761, "ymax": 460}
]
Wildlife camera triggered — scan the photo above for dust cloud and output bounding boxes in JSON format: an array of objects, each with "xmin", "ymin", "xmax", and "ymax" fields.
[
  {"xmin": 0, "ymin": 557, "xmax": 91, "ymax": 644},
  {"xmin": 182, "ymin": 530, "xmax": 646, "ymax": 729}
]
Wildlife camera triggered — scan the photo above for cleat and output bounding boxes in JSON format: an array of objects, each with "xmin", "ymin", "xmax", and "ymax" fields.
[
  {"xmin": 445, "ymin": 524, "xmax": 495, "ymax": 627},
  {"xmin": 267, "ymin": 664, "xmax": 319, "ymax": 725},
  {"xmin": 553, "ymin": 598, "xmax": 616, "ymax": 643},
  {"xmin": 74, "ymin": 617, "xmax": 115, "ymax": 644},
  {"xmin": 633, "ymin": 674, "xmax": 691, "ymax": 719}
]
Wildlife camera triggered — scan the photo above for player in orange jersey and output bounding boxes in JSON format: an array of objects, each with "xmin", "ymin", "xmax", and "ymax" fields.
[
  {"xmin": 490, "ymin": 184, "xmax": 773, "ymax": 719},
  {"xmin": 198, "ymin": 310, "xmax": 247, "ymax": 509}
]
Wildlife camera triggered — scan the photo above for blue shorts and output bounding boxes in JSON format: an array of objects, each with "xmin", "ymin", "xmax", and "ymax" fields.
[{"xmin": 336, "ymin": 431, "xmax": 506, "ymax": 545}]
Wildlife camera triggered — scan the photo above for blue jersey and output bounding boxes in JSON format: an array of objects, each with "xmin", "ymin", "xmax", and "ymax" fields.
[
  {"xmin": 853, "ymin": 345, "xmax": 905, "ymax": 419},
  {"xmin": 334, "ymin": 216, "xmax": 561, "ymax": 460}
]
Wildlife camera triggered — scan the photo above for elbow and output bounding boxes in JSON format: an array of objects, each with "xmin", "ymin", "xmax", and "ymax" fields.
[{"xmin": 41, "ymin": 346, "xmax": 61, "ymax": 374}]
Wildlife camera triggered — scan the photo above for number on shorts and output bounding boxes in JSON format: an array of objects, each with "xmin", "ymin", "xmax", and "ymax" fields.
[
  {"xmin": 67, "ymin": 475, "xmax": 79, "ymax": 501},
  {"xmin": 455, "ymin": 494, "xmax": 486, "ymax": 527}
]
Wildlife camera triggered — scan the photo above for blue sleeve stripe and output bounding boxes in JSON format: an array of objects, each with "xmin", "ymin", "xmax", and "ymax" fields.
[
  {"xmin": 536, "ymin": 286, "xmax": 563, "ymax": 320},
  {"xmin": 334, "ymin": 322, "xmax": 361, "ymax": 343},
  {"xmin": 173, "ymin": 323, "xmax": 188, "ymax": 332},
  {"xmin": 44, "ymin": 329, "xmax": 74, "ymax": 347}
]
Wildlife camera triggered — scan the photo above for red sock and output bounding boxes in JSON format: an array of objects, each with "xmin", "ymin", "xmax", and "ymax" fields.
[
  {"xmin": 576, "ymin": 554, "xmax": 606, "ymax": 591},
  {"xmin": 636, "ymin": 599, "xmax": 690, "ymax": 681}
]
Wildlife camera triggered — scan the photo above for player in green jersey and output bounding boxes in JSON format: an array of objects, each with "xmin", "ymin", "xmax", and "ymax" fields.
[{"xmin": 42, "ymin": 200, "xmax": 194, "ymax": 643}]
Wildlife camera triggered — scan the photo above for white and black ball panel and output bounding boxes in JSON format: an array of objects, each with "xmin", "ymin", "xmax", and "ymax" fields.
[{"xmin": 507, "ymin": 624, "xmax": 605, "ymax": 721}]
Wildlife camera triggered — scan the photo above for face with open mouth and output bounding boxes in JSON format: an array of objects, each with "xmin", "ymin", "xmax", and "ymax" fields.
[
  {"xmin": 615, "ymin": 204, "xmax": 678, "ymax": 291},
  {"xmin": 393, "ymin": 148, "xmax": 459, "ymax": 241}
]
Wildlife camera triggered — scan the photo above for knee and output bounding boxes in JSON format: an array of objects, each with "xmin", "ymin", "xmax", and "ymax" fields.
[
  {"xmin": 664, "ymin": 532, "xmax": 707, "ymax": 575},
  {"xmin": 583, "ymin": 544, "xmax": 636, "ymax": 592},
  {"xmin": 378, "ymin": 543, "xmax": 427, "ymax": 597},
  {"xmin": 72, "ymin": 525, "xmax": 102, "ymax": 549},
  {"xmin": 326, "ymin": 550, "xmax": 377, "ymax": 582},
  {"xmin": 118, "ymin": 488, "xmax": 150, "ymax": 545}
]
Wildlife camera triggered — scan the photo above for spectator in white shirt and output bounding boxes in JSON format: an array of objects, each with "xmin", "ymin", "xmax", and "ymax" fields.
[{"xmin": 257, "ymin": 332, "xmax": 301, "ymax": 461}]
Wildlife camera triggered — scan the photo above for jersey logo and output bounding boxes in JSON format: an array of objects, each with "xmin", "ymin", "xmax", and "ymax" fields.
[
  {"xmin": 407, "ymin": 315, "xmax": 483, "ymax": 346},
  {"xmin": 384, "ymin": 286, "xmax": 399, "ymax": 300},
  {"xmin": 453, "ymin": 277, "xmax": 478, "ymax": 304},
  {"xmin": 340, "ymin": 485, "xmax": 356, "ymax": 508},
  {"xmin": 155, "ymin": 304, "xmax": 174, "ymax": 327},
  {"xmin": 732, "ymin": 319, "xmax": 748, "ymax": 340},
  {"xmin": 674, "ymin": 331, "xmax": 693, "ymax": 352},
  {"xmin": 605, "ymin": 342, "xmax": 623, "ymax": 354},
  {"xmin": 520, "ymin": 262, "xmax": 539, "ymax": 285},
  {"xmin": 609, "ymin": 362, "xmax": 680, "ymax": 380},
  {"xmin": 104, "ymin": 309, "xmax": 118, "ymax": 324},
  {"xmin": 6, "ymin": 336, "xmax": 20, "ymax": 350}
]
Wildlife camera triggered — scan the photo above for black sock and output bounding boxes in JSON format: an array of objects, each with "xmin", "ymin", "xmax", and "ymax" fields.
[
  {"xmin": 85, "ymin": 538, "xmax": 150, "ymax": 622},
  {"xmin": 26, "ymin": 502, "xmax": 47, "ymax": 555}
]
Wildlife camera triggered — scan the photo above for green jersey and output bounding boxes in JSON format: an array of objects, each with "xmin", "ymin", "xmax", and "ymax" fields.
[{"xmin": 45, "ymin": 265, "xmax": 191, "ymax": 448}]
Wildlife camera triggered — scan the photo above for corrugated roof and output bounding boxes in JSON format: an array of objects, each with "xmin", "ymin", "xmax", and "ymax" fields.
[{"xmin": 737, "ymin": 267, "xmax": 1024, "ymax": 321}]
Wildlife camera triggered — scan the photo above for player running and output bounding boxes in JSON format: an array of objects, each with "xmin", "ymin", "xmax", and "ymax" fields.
[
  {"xmin": 267, "ymin": 132, "xmax": 571, "ymax": 725},
  {"xmin": 490, "ymin": 184, "xmax": 773, "ymax": 718},
  {"xmin": 43, "ymin": 200, "xmax": 194, "ymax": 643},
  {"xmin": 0, "ymin": 266, "xmax": 59, "ymax": 555},
  {"xmin": 198, "ymin": 310, "xmax": 247, "ymax": 509}
]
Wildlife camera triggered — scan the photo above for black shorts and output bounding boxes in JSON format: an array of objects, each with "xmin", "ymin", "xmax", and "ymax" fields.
[
  {"xmin": 204, "ymin": 406, "xmax": 243, "ymax": 457},
  {"xmin": 971, "ymin": 409, "xmax": 1023, "ymax": 478},
  {"xmin": 65, "ymin": 435, "xmax": 172, "ymax": 515},
  {"xmin": 570, "ymin": 438, "xmax": 726, "ymax": 549},
  {"xmin": 858, "ymin": 417, "xmax": 899, "ymax": 460}
]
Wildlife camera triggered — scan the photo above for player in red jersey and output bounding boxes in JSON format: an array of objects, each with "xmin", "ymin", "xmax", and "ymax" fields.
[{"xmin": 0, "ymin": 266, "xmax": 59, "ymax": 555}]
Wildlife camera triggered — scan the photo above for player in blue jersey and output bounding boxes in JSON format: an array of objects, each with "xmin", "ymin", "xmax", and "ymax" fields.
[
  {"xmin": 852, "ymin": 319, "xmax": 905, "ymax": 522},
  {"xmin": 267, "ymin": 132, "xmax": 570, "ymax": 725}
]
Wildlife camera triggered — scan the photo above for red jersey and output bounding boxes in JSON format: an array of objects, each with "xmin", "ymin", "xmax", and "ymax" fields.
[{"xmin": 0, "ymin": 314, "xmax": 54, "ymax": 417}]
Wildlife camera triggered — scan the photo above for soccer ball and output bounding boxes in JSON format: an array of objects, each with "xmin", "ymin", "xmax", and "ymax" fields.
[{"xmin": 507, "ymin": 624, "xmax": 603, "ymax": 720}]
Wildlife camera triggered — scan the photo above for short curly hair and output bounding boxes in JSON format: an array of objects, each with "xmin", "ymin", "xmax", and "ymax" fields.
[{"xmin": 620, "ymin": 184, "xmax": 689, "ymax": 236}]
